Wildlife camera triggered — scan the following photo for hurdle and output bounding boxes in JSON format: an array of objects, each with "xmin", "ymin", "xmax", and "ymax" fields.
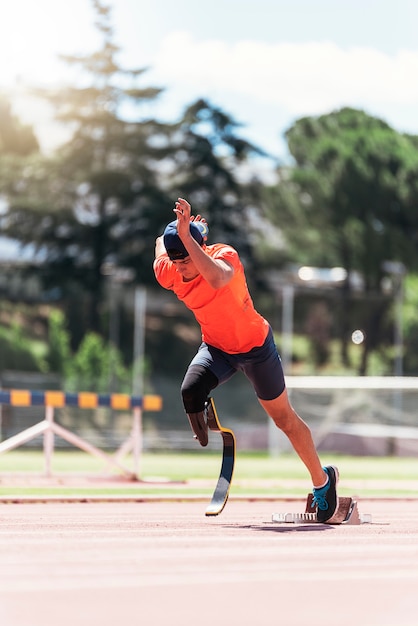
[{"xmin": 0, "ymin": 390, "xmax": 162, "ymax": 480}]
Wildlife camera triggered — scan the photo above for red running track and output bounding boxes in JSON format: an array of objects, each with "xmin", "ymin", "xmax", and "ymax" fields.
[{"xmin": 0, "ymin": 499, "xmax": 417, "ymax": 626}]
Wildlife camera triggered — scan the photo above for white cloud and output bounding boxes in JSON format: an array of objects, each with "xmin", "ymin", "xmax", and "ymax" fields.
[
  {"xmin": 6, "ymin": 27, "xmax": 418, "ymax": 161},
  {"xmin": 153, "ymin": 32, "xmax": 418, "ymax": 116}
]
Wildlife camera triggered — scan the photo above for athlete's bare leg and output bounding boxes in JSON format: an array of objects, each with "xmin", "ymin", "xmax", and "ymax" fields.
[{"xmin": 259, "ymin": 389, "xmax": 327, "ymax": 487}]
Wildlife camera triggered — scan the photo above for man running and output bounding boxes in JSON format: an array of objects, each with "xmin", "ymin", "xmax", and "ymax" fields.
[{"xmin": 153, "ymin": 197, "xmax": 339, "ymax": 522}]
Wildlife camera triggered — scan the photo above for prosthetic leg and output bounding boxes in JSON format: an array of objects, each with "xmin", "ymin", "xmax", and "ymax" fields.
[
  {"xmin": 205, "ymin": 397, "xmax": 236, "ymax": 516},
  {"xmin": 186, "ymin": 398, "xmax": 236, "ymax": 515}
]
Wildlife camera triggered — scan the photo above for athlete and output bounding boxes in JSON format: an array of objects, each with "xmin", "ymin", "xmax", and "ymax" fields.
[{"xmin": 153, "ymin": 197, "xmax": 339, "ymax": 522}]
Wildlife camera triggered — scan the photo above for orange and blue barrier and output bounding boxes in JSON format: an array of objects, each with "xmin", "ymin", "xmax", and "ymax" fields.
[
  {"xmin": 0, "ymin": 390, "xmax": 163, "ymax": 479},
  {"xmin": 0, "ymin": 390, "xmax": 162, "ymax": 411}
]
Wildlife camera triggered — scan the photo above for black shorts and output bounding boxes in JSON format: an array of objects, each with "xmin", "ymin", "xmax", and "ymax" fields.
[{"xmin": 188, "ymin": 326, "xmax": 286, "ymax": 401}]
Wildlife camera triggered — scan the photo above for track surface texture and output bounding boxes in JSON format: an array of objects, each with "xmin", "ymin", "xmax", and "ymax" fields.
[{"xmin": 0, "ymin": 499, "xmax": 417, "ymax": 626}]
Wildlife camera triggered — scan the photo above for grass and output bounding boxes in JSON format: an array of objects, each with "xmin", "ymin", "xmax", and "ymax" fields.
[{"xmin": 1, "ymin": 450, "xmax": 418, "ymax": 498}]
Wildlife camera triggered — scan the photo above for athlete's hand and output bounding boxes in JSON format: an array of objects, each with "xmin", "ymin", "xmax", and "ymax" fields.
[
  {"xmin": 173, "ymin": 198, "xmax": 190, "ymax": 236},
  {"xmin": 174, "ymin": 198, "xmax": 197, "ymax": 242},
  {"xmin": 174, "ymin": 198, "xmax": 209, "ymax": 242},
  {"xmin": 174, "ymin": 197, "xmax": 191, "ymax": 218}
]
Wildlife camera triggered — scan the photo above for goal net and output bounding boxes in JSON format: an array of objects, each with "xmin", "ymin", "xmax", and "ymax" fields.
[{"xmin": 271, "ymin": 376, "xmax": 418, "ymax": 456}]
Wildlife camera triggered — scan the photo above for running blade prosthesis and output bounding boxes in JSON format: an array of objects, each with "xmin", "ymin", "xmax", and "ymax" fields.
[{"xmin": 205, "ymin": 397, "xmax": 236, "ymax": 516}]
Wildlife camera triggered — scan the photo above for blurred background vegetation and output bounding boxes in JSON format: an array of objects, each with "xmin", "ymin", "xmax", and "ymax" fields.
[{"xmin": 1, "ymin": 1, "xmax": 418, "ymax": 440}]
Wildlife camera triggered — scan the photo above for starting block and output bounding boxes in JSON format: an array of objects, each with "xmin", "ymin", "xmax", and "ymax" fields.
[{"xmin": 272, "ymin": 494, "xmax": 372, "ymax": 525}]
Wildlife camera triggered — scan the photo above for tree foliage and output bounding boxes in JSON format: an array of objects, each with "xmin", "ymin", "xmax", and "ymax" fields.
[
  {"xmin": 268, "ymin": 108, "xmax": 418, "ymax": 276},
  {"xmin": 1, "ymin": 1, "xmax": 173, "ymax": 336},
  {"xmin": 0, "ymin": 0, "xmax": 268, "ymax": 358},
  {"xmin": 166, "ymin": 98, "xmax": 267, "ymax": 285},
  {"xmin": 66, "ymin": 331, "xmax": 129, "ymax": 393},
  {"xmin": 0, "ymin": 95, "xmax": 39, "ymax": 156},
  {"xmin": 265, "ymin": 107, "xmax": 418, "ymax": 373},
  {"xmin": 2, "ymin": 4, "xmax": 418, "ymax": 379}
]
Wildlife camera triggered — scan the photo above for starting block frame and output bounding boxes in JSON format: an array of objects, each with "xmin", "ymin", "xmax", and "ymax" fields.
[{"xmin": 272, "ymin": 494, "xmax": 372, "ymax": 525}]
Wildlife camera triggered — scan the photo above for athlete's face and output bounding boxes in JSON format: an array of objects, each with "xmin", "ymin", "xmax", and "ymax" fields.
[{"xmin": 172, "ymin": 256, "xmax": 199, "ymax": 281}]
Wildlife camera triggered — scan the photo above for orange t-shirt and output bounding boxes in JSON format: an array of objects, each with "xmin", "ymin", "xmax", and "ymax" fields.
[{"xmin": 153, "ymin": 243, "xmax": 269, "ymax": 354}]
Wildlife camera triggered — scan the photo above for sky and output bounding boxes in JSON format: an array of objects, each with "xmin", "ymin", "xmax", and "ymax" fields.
[{"xmin": 1, "ymin": 0, "xmax": 418, "ymax": 170}]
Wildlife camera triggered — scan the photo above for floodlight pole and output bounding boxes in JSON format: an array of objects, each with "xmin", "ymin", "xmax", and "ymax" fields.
[
  {"xmin": 382, "ymin": 261, "xmax": 406, "ymax": 378},
  {"xmin": 269, "ymin": 284, "xmax": 295, "ymax": 457},
  {"xmin": 132, "ymin": 287, "xmax": 146, "ymax": 397},
  {"xmin": 281, "ymin": 284, "xmax": 294, "ymax": 373},
  {"xmin": 382, "ymin": 261, "xmax": 406, "ymax": 421}
]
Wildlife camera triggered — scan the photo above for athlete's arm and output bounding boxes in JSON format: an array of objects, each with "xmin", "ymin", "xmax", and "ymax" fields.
[{"xmin": 174, "ymin": 198, "xmax": 234, "ymax": 290}]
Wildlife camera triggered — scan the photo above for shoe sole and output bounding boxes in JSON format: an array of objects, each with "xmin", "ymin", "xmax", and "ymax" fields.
[
  {"xmin": 323, "ymin": 465, "xmax": 339, "ymax": 522},
  {"xmin": 314, "ymin": 465, "xmax": 340, "ymax": 523}
]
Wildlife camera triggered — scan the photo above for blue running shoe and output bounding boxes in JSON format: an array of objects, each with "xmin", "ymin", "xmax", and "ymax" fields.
[{"xmin": 312, "ymin": 466, "xmax": 339, "ymax": 523}]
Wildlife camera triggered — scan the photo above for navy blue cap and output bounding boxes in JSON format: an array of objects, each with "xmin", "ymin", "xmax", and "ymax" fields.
[{"xmin": 163, "ymin": 220, "xmax": 209, "ymax": 260}]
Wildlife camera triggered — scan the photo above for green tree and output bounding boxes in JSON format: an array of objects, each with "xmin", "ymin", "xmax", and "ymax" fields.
[
  {"xmin": 1, "ymin": 0, "xmax": 172, "ymax": 341},
  {"xmin": 0, "ymin": 95, "xmax": 39, "ymax": 156},
  {"xmin": 0, "ymin": 1, "xmax": 275, "ymax": 384},
  {"xmin": 65, "ymin": 331, "xmax": 130, "ymax": 435},
  {"xmin": 47, "ymin": 309, "xmax": 72, "ymax": 376},
  {"xmin": 166, "ymin": 98, "xmax": 268, "ymax": 287},
  {"xmin": 265, "ymin": 107, "xmax": 418, "ymax": 373},
  {"xmin": 66, "ymin": 331, "xmax": 128, "ymax": 393},
  {"xmin": 0, "ymin": 94, "xmax": 40, "ymax": 237}
]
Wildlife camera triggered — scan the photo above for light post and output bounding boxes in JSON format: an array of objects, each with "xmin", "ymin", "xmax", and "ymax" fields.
[
  {"xmin": 101, "ymin": 263, "xmax": 135, "ymax": 393},
  {"xmin": 132, "ymin": 286, "xmax": 146, "ymax": 397},
  {"xmin": 382, "ymin": 261, "xmax": 406, "ymax": 377},
  {"xmin": 382, "ymin": 260, "xmax": 406, "ymax": 420},
  {"xmin": 281, "ymin": 284, "xmax": 294, "ymax": 373},
  {"xmin": 269, "ymin": 283, "xmax": 295, "ymax": 457}
]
